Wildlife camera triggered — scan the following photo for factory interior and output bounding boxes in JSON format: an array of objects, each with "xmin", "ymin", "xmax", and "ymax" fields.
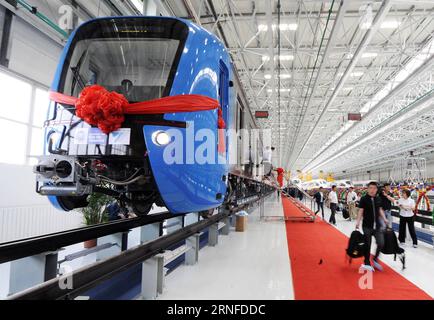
[{"xmin": 0, "ymin": 0, "xmax": 434, "ymax": 311}]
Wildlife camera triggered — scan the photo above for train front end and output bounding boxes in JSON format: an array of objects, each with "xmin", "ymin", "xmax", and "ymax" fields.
[{"xmin": 34, "ymin": 17, "xmax": 229, "ymax": 215}]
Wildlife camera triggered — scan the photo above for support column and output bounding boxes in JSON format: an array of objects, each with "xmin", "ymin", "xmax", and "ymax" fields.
[
  {"xmin": 185, "ymin": 233, "xmax": 200, "ymax": 265},
  {"xmin": 8, "ymin": 252, "xmax": 56, "ymax": 296},
  {"xmin": 140, "ymin": 254, "xmax": 164, "ymax": 300},
  {"xmin": 44, "ymin": 252, "xmax": 59, "ymax": 281},
  {"xmin": 97, "ymin": 233, "xmax": 123, "ymax": 261},
  {"xmin": 139, "ymin": 222, "xmax": 164, "ymax": 300},
  {"xmin": 208, "ymin": 223, "xmax": 219, "ymax": 247},
  {"xmin": 221, "ymin": 216, "xmax": 230, "ymax": 235}
]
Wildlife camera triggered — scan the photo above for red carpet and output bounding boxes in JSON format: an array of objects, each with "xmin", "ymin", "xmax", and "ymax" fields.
[{"xmin": 282, "ymin": 196, "xmax": 432, "ymax": 300}]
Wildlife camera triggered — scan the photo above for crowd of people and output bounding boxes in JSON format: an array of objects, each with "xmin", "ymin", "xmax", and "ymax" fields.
[
  {"xmin": 267, "ymin": 153, "xmax": 422, "ymax": 272},
  {"xmin": 310, "ymin": 181, "xmax": 419, "ymax": 272}
]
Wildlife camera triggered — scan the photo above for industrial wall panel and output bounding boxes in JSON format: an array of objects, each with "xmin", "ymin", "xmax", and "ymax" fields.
[{"xmin": 8, "ymin": 16, "xmax": 62, "ymax": 86}]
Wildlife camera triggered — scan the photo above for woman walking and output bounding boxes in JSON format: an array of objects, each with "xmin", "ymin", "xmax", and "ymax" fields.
[{"xmin": 397, "ymin": 189, "xmax": 418, "ymax": 248}]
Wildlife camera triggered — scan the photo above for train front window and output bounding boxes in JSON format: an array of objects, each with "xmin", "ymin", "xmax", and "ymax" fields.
[{"xmin": 60, "ymin": 18, "xmax": 188, "ymax": 102}]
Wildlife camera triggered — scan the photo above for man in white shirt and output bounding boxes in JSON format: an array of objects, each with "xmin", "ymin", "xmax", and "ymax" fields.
[
  {"xmin": 328, "ymin": 185, "xmax": 338, "ymax": 225},
  {"xmin": 346, "ymin": 186, "xmax": 358, "ymax": 220}
]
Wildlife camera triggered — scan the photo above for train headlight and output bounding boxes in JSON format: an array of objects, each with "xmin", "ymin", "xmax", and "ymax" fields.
[{"xmin": 152, "ymin": 131, "xmax": 171, "ymax": 146}]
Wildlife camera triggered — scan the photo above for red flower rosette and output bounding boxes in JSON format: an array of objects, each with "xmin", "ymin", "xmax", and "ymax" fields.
[{"xmin": 75, "ymin": 85, "xmax": 128, "ymax": 134}]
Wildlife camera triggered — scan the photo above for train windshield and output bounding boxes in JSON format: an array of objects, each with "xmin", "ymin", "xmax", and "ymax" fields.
[{"xmin": 60, "ymin": 18, "xmax": 188, "ymax": 102}]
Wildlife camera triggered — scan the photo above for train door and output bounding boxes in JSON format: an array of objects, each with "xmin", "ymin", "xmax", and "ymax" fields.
[
  {"xmin": 219, "ymin": 61, "xmax": 229, "ymax": 157},
  {"xmin": 238, "ymin": 99, "xmax": 243, "ymax": 165}
]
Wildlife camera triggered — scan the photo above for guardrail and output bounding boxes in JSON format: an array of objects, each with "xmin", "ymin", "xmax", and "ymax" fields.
[
  {"xmin": 9, "ymin": 210, "xmax": 231, "ymax": 300},
  {"xmin": 390, "ymin": 207, "xmax": 433, "ymax": 226},
  {"xmin": 3, "ymin": 188, "xmax": 275, "ymax": 299},
  {"xmin": 284, "ymin": 185, "xmax": 315, "ymax": 212}
]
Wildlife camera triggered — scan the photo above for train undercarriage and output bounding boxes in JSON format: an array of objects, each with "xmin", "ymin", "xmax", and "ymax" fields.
[{"xmin": 34, "ymin": 153, "xmax": 276, "ymax": 217}]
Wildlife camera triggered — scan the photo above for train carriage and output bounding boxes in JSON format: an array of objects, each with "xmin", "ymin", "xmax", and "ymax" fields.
[{"xmin": 34, "ymin": 16, "xmax": 275, "ymax": 215}]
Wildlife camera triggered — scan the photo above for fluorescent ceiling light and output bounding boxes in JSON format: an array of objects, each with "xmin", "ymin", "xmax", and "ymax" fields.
[
  {"xmin": 307, "ymin": 38, "xmax": 434, "ymax": 172},
  {"xmin": 267, "ymin": 88, "xmax": 290, "ymax": 93},
  {"xmin": 262, "ymin": 55, "xmax": 294, "ymax": 62},
  {"xmin": 359, "ymin": 38, "xmax": 434, "ymax": 115},
  {"xmin": 258, "ymin": 24, "xmax": 268, "ymax": 32},
  {"xmin": 347, "ymin": 52, "xmax": 380, "ymax": 59},
  {"xmin": 381, "ymin": 20, "xmax": 401, "ymax": 29},
  {"xmin": 310, "ymin": 96, "xmax": 433, "ymax": 172},
  {"xmin": 360, "ymin": 22, "xmax": 372, "ymax": 29},
  {"xmin": 279, "ymin": 55, "xmax": 294, "ymax": 61},
  {"xmin": 350, "ymin": 71, "xmax": 364, "ymax": 77},
  {"xmin": 264, "ymin": 74, "xmax": 291, "ymax": 79},
  {"xmin": 258, "ymin": 23, "xmax": 298, "ymax": 32},
  {"xmin": 361, "ymin": 20, "xmax": 401, "ymax": 30},
  {"xmin": 280, "ymin": 23, "xmax": 298, "ymax": 31},
  {"xmin": 361, "ymin": 52, "xmax": 378, "ymax": 58}
]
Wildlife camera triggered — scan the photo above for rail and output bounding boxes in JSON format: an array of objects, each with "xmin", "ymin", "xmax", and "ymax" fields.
[
  {"xmin": 2, "ymin": 188, "xmax": 275, "ymax": 299},
  {"xmin": 9, "ymin": 210, "xmax": 230, "ymax": 300},
  {"xmin": 0, "ymin": 211, "xmax": 176, "ymax": 264}
]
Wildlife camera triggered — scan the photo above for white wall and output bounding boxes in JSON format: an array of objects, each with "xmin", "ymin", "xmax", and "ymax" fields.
[
  {"xmin": 0, "ymin": 163, "xmax": 47, "ymax": 207},
  {"xmin": 0, "ymin": 10, "xmax": 84, "ymax": 243},
  {"xmin": 0, "ymin": 163, "xmax": 83, "ymax": 243}
]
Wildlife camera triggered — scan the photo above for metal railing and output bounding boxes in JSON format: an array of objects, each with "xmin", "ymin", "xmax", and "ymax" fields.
[{"xmin": 284, "ymin": 185, "xmax": 315, "ymax": 212}]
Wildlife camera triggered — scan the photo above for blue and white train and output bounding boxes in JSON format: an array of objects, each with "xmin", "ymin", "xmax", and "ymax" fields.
[{"xmin": 34, "ymin": 16, "xmax": 276, "ymax": 216}]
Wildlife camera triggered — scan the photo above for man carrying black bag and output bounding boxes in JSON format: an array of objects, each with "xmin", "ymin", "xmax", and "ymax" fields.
[{"xmin": 355, "ymin": 181, "xmax": 389, "ymax": 272}]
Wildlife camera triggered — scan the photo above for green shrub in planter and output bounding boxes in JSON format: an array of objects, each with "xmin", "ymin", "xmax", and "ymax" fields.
[{"xmin": 81, "ymin": 193, "xmax": 112, "ymax": 226}]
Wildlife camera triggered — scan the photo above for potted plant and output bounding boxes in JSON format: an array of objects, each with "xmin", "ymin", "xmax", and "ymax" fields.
[{"xmin": 81, "ymin": 193, "xmax": 111, "ymax": 248}]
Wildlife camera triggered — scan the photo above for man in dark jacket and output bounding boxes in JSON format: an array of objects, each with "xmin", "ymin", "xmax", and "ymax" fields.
[
  {"xmin": 356, "ymin": 181, "xmax": 389, "ymax": 272},
  {"xmin": 313, "ymin": 187, "xmax": 325, "ymax": 219}
]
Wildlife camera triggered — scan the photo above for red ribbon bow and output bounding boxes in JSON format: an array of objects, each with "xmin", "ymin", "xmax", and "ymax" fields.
[{"xmin": 49, "ymin": 85, "xmax": 225, "ymax": 134}]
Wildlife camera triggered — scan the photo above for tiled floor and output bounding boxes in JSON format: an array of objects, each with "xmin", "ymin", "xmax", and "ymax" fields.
[
  {"xmin": 158, "ymin": 192, "xmax": 295, "ymax": 300},
  {"xmin": 159, "ymin": 194, "xmax": 434, "ymax": 300}
]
